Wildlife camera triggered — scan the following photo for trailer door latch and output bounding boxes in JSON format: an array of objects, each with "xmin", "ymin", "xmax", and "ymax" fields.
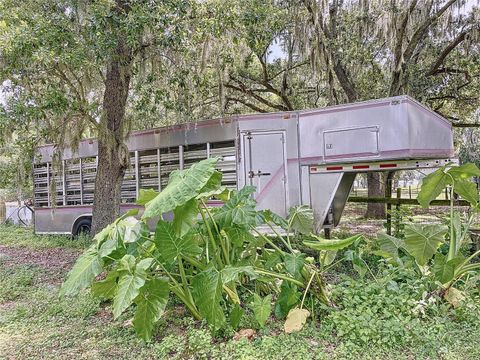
[{"xmin": 248, "ymin": 170, "xmax": 271, "ymax": 178}]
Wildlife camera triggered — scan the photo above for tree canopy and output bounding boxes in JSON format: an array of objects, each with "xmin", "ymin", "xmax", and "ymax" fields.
[{"xmin": 0, "ymin": 0, "xmax": 478, "ymax": 217}]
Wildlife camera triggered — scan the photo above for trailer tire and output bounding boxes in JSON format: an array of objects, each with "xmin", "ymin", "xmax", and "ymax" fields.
[{"xmin": 73, "ymin": 218, "xmax": 92, "ymax": 237}]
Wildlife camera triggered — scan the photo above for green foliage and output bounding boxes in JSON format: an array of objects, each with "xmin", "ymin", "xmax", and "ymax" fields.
[
  {"xmin": 154, "ymin": 220, "xmax": 201, "ymax": 263},
  {"xmin": 304, "ymin": 234, "xmax": 362, "ymax": 252},
  {"xmin": 3, "ymin": 224, "xmax": 480, "ymax": 359},
  {"xmin": 376, "ymin": 233, "xmax": 405, "ymax": 265},
  {"xmin": 376, "ymin": 164, "xmax": 480, "ymax": 304},
  {"xmin": 417, "ymin": 164, "xmax": 480, "ymax": 208},
  {"xmin": 133, "ymin": 278, "xmax": 170, "ymax": 341},
  {"xmin": 326, "ymin": 269, "xmax": 431, "ymax": 347},
  {"xmin": 191, "ymin": 267, "xmax": 226, "ymax": 331},
  {"xmin": 142, "ymin": 158, "xmax": 220, "ymax": 219},
  {"xmin": 60, "ymin": 158, "xmax": 328, "ymax": 339},
  {"xmin": 287, "ymin": 206, "xmax": 314, "ymax": 235},
  {"xmin": 403, "ymin": 224, "xmax": 447, "ymax": 266},
  {"xmin": 250, "ymin": 293, "xmax": 272, "ymax": 328},
  {"xmin": 385, "ymin": 206, "xmax": 414, "ymax": 238},
  {"xmin": 0, "ymin": 265, "xmax": 35, "ymax": 302},
  {"xmin": 229, "ymin": 303, "xmax": 244, "ymax": 329},
  {"xmin": 59, "ymin": 246, "xmax": 103, "ymax": 297},
  {"xmin": 275, "ymin": 282, "xmax": 300, "ymax": 319}
]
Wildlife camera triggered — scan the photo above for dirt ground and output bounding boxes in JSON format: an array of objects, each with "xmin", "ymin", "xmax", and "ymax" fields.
[{"xmin": 0, "ymin": 245, "xmax": 79, "ymax": 284}]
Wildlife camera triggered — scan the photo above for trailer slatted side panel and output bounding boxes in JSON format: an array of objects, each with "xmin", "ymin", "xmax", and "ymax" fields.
[
  {"xmin": 82, "ymin": 156, "xmax": 97, "ymax": 204},
  {"xmin": 138, "ymin": 149, "xmax": 160, "ymax": 191},
  {"xmin": 121, "ymin": 153, "xmax": 137, "ymax": 203},
  {"xmin": 65, "ymin": 159, "xmax": 82, "ymax": 205},
  {"xmin": 47, "ymin": 164, "xmax": 64, "ymax": 206},
  {"xmin": 210, "ymin": 140, "xmax": 236, "ymax": 188},
  {"xmin": 160, "ymin": 146, "xmax": 180, "ymax": 188},
  {"xmin": 183, "ymin": 143, "xmax": 208, "ymax": 168},
  {"xmin": 33, "ymin": 163, "xmax": 49, "ymax": 207}
]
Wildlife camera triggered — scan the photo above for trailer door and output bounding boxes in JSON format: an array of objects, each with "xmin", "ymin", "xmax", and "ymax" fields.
[{"xmin": 242, "ymin": 130, "xmax": 288, "ymax": 215}]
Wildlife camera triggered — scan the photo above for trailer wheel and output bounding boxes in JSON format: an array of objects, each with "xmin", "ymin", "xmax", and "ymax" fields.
[{"xmin": 73, "ymin": 218, "xmax": 92, "ymax": 237}]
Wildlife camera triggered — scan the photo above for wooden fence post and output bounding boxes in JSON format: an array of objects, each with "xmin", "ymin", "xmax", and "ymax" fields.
[
  {"xmin": 0, "ymin": 198, "xmax": 5, "ymax": 224},
  {"xmin": 385, "ymin": 172, "xmax": 394, "ymax": 235}
]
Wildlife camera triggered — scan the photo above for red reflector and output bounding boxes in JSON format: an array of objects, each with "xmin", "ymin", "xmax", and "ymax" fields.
[
  {"xmin": 379, "ymin": 163, "xmax": 397, "ymax": 168},
  {"xmin": 353, "ymin": 165, "xmax": 370, "ymax": 169},
  {"xmin": 310, "ymin": 167, "xmax": 317, "ymax": 172},
  {"xmin": 326, "ymin": 166, "xmax": 343, "ymax": 171}
]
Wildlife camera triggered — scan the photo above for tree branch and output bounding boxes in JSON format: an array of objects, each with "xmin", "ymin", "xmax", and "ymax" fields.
[
  {"xmin": 225, "ymin": 81, "xmax": 289, "ymax": 111},
  {"xmin": 427, "ymin": 28, "xmax": 473, "ymax": 76},
  {"xmin": 225, "ymin": 96, "xmax": 268, "ymax": 113}
]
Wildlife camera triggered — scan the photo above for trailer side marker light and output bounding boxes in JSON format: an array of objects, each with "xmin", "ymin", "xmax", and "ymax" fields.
[
  {"xmin": 310, "ymin": 167, "xmax": 317, "ymax": 172},
  {"xmin": 353, "ymin": 165, "xmax": 370, "ymax": 169},
  {"xmin": 326, "ymin": 166, "xmax": 343, "ymax": 171},
  {"xmin": 379, "ymin": 163, "xmax": 397, "ymax": 168}
]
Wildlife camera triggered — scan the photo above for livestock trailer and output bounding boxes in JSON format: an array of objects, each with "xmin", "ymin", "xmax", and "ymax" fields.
[{"xmin": 33, "ymin": 95, "xmax": 454, "ymax": 235}]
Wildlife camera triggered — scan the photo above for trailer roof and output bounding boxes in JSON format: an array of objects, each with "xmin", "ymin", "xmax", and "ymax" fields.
[{"xmin": 36, "ymin": 95, "xmax": 449, "ymax": 150}]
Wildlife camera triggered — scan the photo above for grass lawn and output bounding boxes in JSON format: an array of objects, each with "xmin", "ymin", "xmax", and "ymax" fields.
[{"xmin": 1, "ymin": 225, "xmax": 480, "ymax": 359}]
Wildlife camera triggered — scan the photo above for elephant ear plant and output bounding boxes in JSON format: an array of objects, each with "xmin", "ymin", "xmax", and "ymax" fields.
[
  {"xmin": 377, "ymin": 163, "xmax": 480, "ymax": 304},
  {"xmin": 60, "ymin": 158, "xmax": 354, "ymax": 340}
]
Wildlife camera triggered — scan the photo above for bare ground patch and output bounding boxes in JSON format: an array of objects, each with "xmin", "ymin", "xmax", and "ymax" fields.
[{"xmin": 0, "ymin": 245, "xmax": 80, "ymax": 284}]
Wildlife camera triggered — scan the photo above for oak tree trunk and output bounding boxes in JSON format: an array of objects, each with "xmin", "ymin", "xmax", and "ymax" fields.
[
  {"xmin": 365, "ymin": 172, "xmax": 385, "ymax": 219},
  {"xmin": 92, "ymin": 2, "xmax": 133, "ymax": 234}
]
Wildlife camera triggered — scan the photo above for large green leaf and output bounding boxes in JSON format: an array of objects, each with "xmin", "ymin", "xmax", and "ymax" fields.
[
  {"xmin": 403, "ymin": 224, "xmax": 447, "ymax": 266},
  {"xmin": 376, "ymin": 233, "xmax": 405, "ymax": 265},
  {"xmin": 97, "ymin": 217, "xmax": 149, "ymax": 259},
  {"xmin": 196, "ymin": 170, "xmax": 223, "ymax": 199},
  {"xmin": 214, "ymin": 186, "xmax": 257, "ymax": 227},
  {"xmin": 123, "ymin": 217, "xmax": 150, "ymax": 243},
  {"xmin": 275, "ymin": 281, "xmax": 300, "ymax": 318},
  {"xmin": 250, "ymin": 293, "xmax": 272, "ymax": 328},
  {"xmin": 91, "ymin": 271, "xmax": 119, "ymax": 300},
  {"xmin": 172, "ymin": 198, "xmax": 199, "ymax": 237},
  {"xmin": 319, "ymin": 250, "xmax": 337, "ymax": 267},
  {"xmin": 288, "ymin": 205, "xmax": 314, "ymax": 234},
  {"xmin": 229, "ymin": 303, "xmax": 244, "ymax": 330},
  {"xmin": 60, "ymin": 245, "xmax": 103, "ymax": 296},
  {"xmin": 433, "ymin": 253, "xmax": 463, "ymax": 284},
  {"xmin": 448, "ymin": 163, "xmax": 480, "ymax": 179},
  {"xmin": 154, "ymin": 220, "xmax": 202, "ymax": 263},
  {"xmin": 417, "ymin": 167, "xmax": 449, "ymax": 208},
  {"xmin": 191, "ymin": 267, "xmax": 225, "ymax": 330},
  {"xmin": 223, "ymin": 226, "xmax": 256, "ymax": 247},
  {"xmin": 142, "ymin": 158, "xmax": 219, "ymax": 219},
  {"xmin": 450, "ymin": 212, "xmax": 464, "ymax": 256},
  {"xmin": 262, "ymin": 209, "xmax": 288, "ymax": 229},
  {"xmin": 284, "ymin": 253, "xmax": 305, "ymax": 278},
  {"xmin": 136, "ymin": 189, "xmax": 160, "ymax": 206},
  {"xmin": 344, "ymin": 250, "xmax": 367, "ymax": 278},
  {"xmin": 453, "ymin": 179, "xmax": 478, "ymax": 207},
  {"xmin": 221, "ymin": 265, "xmax": 257, "ymax": 283},
  {"xmin": 133, "ymin": 278, "xmax": 169, "ymax": 341},
  {"xmin": 112, "ymin": 255, "xmax": 149, "ymax": 319},
  {"xmin": 303, "ymin": 234, "xmax": 362, "ymax": 251},
  {"xmin": 418, "ymin": 164, "xmax": 480, "ymax": 208}
]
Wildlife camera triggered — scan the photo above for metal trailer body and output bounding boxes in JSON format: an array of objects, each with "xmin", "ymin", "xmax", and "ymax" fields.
[{"xmin": 33, "ymin": 96, "xmax": 454, "ymax": 235}]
